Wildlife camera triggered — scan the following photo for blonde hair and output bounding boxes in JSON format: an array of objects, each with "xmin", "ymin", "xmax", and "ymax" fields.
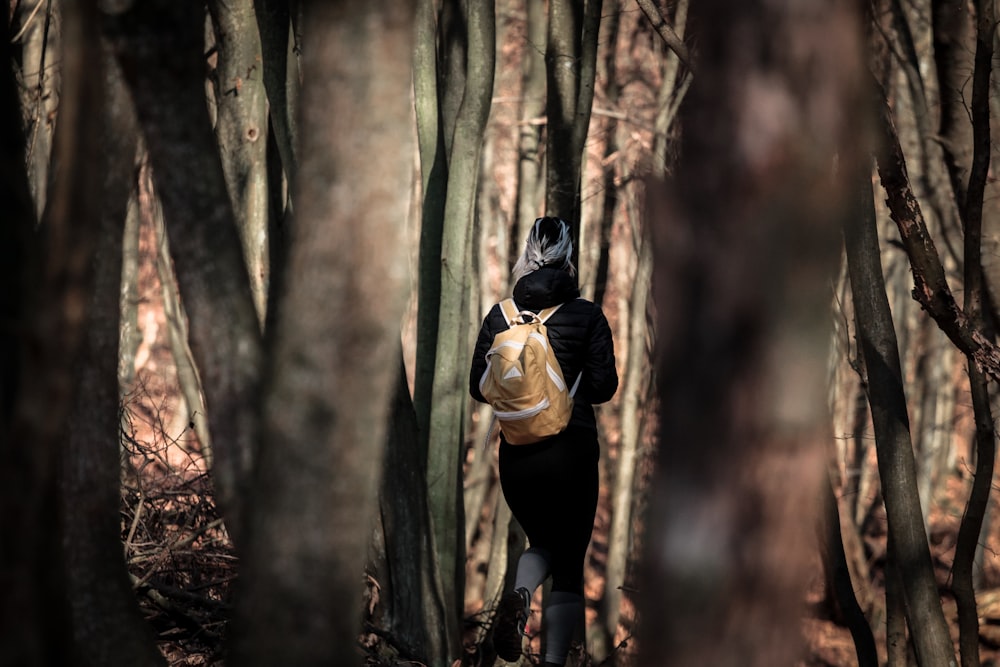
[{"xmin": 511, "ymin": 217, "xmax": 577, "ymax": 284}]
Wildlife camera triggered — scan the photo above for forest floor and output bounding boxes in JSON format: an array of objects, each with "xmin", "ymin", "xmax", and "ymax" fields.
[
  {"xmin": 801, "ymin": 471, "xmax": 1000, "ymax": 667},
  {"xmin": 121, "ymin": 430, "xmax": 1000, "ymax": 667}
]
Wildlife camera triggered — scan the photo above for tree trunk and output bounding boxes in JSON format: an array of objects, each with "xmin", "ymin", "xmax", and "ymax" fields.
[
  {"xmin": 118, "ymin": 184, "xmax": 142, "ymax": 392},
  {"xmin": 544, "ymin": 0, "xmax": 581, "ymax": 225},
  {"xmin": 640, "ymin": 1, "xmax": 864, "ymax": 664},
  {"xmin": 15, "ymin": 0, "xmax": 59, "ymax": 224},
  {"xmin": 61, "ymin": 38, "xmax": 164, "ymax": 667},
  {"xmin": 229, "ymin": 3, "xmax": 415, "ymax": 664},
  {"xmin": 208, "ymin": 0, "xmax": 271, "ymax": 326},
  {"xmin": 425, "ymin": 1, "xmax": 495, "ymax": 660},
  {"xmin": 107, "ymin": 0, "xmax": 265, "ymax": 547},
  {"xmin": 373, "ymin": 358, "xmax": 448, "ymax": 665},
  {"xmin": 845, "ymin": 165, "xmax": 957, "ymax": 666},
  {"xmin": 952, "ymin": 2, "xmax": 995, "ymax": 664},
  {"xmin": 819, "ymin": 475, "xmax": 879, "ymax": 667},
  {"xmin": 253, "ymin": 0, "xmax": 299, "ymax": 188},
  {"xmin": 932, "ymin": 0, "xmax": 974, "ymax": 211},
  {"xmin": 413, "ymin": 0, "xmax": 447, "ymax": 461},
  {"xmin": 1, "ymin": 1, "xmax": 107, "ymax": 662},
  {"xmin": 513, "ymin": 0, "xmax": 546, "ymax": 253},
  {"xmin": 142, "ymin": 162, "xmax": 213, "ymax": 466}
]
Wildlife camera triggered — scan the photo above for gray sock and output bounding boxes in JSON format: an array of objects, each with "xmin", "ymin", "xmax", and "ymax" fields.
[
  {"xmin": 514, "ymin": 547, "xmax": 551, "ymax": 594},
  {"xmin": 542, "ymin": 591, "xmax": 584, "ymax": 665}
]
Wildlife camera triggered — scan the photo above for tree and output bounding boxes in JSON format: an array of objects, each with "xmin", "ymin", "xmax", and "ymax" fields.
[
  {"xmin": 414, "ymin": 1, "xmax": 497, "ymax": 660},
  {"xmin": 228, "ymin": 2, "xmax": 416, "ymax": 664},
  {"xmin": 639, "ymin": 0, "xmax": 866, "ymax": 664},
  {"xmin": 208, "ymin": 0, "xmax": 271, "ymax": 326}
]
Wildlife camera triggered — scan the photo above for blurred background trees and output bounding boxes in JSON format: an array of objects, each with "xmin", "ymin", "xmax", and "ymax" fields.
[{"xmin": 5, "ymin": 1, "xmax": 1000, "ymax": 666}]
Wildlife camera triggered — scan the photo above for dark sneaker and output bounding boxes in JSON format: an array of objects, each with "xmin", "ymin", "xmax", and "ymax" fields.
[{"xmin": 493, "ymin": 587, "xmax": 530, "ymax": 662}]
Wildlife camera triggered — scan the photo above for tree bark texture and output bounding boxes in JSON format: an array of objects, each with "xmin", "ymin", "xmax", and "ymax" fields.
[
  {"xmin": 229, "ymin": 3, "xmax": 415, "ymax": 664},
  {"xmin": 208, "ymin": 0, "xmax": 271, "ymax": 327},
  {"xmin": 1, "ymin": 1, "xmax": 106, "ymax": 662},
  {"xmin": 951, "ymin": 2, "xmax": 995, "ymax": 664},
  {"xmin": 253, "ymin": 0, "xmax": 299, "ymax": 187},
  {"xmin": 413, "ymin": 0, "xmax": 447, "ymax": 461},
  {"xmin": 374, "ymin": 358, "xmax": 448, "ymax": 665},
  {"xmin": 544, "ymin": 0, "xmax": 581, "ymax": 225},
  {"xmin": 641, "ymin": 1, "xmax": 865, "ymax": 664},
  {"xmin": 425, "ymin": 1, "xmax": 495, "ymax": 659},
  {"xmin": 820, "ymin": 475, "xmax": 879, "ymax": 667},
  {"xmin": 514, "ymin": 0, "xmax": 546, "ymax": 253},
  {"xmin": 845, "ymin": 166, "xmax": 957, "ymax": 666},
  {"xmin": 932, "ymin": 0, "xmax": 974, "ymax": 212},
  {"xmin": 60, "ymin": 39, "xmax": 165, "ymax": 667},
  {"xmin": 142, "ymin": 163, "xmax": 213, "ymax": 465},
  {"xmin": 107, "ymin": 0, "xmax": 265, "ymax": 546},
  {"xmin": 15, "ymin": 0, "xmax": 59, "ymax": 223}
]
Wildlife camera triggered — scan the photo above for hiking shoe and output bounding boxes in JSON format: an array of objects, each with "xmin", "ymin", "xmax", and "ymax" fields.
[{"xmin": 493, "ymin": 587, "xmax": 530, "ymax": 662}]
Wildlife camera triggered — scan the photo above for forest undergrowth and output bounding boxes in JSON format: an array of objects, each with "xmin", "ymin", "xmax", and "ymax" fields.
[{"xmin": 120, "ymin": 376, "xmax": 1000, "ymax": 667}]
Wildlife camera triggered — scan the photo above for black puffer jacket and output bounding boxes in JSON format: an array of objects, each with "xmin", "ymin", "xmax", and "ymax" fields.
[{"xmin": 470, "ymin": 266, "xmax": 618, "ymax": 432}]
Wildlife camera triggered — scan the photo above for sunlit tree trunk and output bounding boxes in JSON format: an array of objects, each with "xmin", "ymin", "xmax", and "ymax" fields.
[
  {"xmin": 412, "ymin": 0, "xmax": 447, "ymax": 459},
  {"xmin": 141, "ymin": 162, "xmax": 212, "ymax": 465},
  {"xmin": 208, "ymin": 0, "xmax": 271, "ymax": 326},
  {"xmin": 15, "ymin": 0, "xmax": 59, "ymax": 223},
  {"xmin": 229, "ymin": 2, "xmax": 415, "ymax": 664},
  {"xmin": 425, "ymin": 2, "xmax": 495, "ymax": 660},
  {"xmin": 513, "ymin": 0, "xmax": 546, "ymax": 252}
]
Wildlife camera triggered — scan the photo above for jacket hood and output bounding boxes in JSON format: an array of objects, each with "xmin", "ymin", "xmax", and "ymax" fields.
[{"xmin": 512, "ymin": 267, "xmax": 580, "ymax": 310}]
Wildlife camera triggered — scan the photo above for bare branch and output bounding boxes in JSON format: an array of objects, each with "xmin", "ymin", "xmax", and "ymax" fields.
[{"xmin": 635, "ymin": 0, "xmax": 695, "ymax": 74}]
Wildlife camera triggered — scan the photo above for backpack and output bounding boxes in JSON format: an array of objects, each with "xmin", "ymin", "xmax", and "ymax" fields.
[{"xmin": 478, "ymin": 298, "xmax": 580, "ymax": 445}]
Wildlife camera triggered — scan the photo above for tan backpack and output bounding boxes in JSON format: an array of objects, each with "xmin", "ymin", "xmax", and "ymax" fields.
[{"xmin": 478, "ymin": 299, "xmax": 580, "ymax": 445}]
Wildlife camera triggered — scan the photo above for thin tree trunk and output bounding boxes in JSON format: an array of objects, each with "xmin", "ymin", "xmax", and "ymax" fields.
[
  {"xmin": 845, "ymin": 163, "xmax": 957, "ymax": 667},
  {"xmin": 15, "ymin": 0, "xmax": 58, "ymax": 223},
  {"xmin": 253, "ymin": 0, "xmax": 299, "ymax": 188},
  {"xmin": 933, "ymin": 0, "xmax": 975, "ymax": 212},
  {"xmin": 514, "ymin": 0, "xmax": 546, "ymax": 253},
  {"xmin": 374, "ymin": 357, "xmax": 448, "ymax": 665},
  {"xmin": 229, "ymin": 3, "xmax": 415, "ymax": 664},
  {"xmin": 209, "ymin": 0, "xmax": 271, "ymax": 327},
  {"xmin": 413, "ymin": 0, "xmax": 447, "ymax": 460},
  {"xmin": 819, "ymin": 475, "xmax": 878, "ymax": 667},
  {"xmin": 952, "ymin": 2, "xmax": 995, "ymax": 664},
  {"xmin": 142, "ymin": 162, "xmax": 213, "ymax": 467},
  {"xmin": 118, "ymin": 185, "xmax": 142, "ymax": 392},
  {"xmin": 544, "ymin": 0, "xmax": 581, "ymax": 224},
  {"xmin": 425, "ymin": 1, "xmax": 495, "ymax": 659}
]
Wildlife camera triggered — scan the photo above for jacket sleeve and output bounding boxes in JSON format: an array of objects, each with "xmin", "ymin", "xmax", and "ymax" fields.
[
  {"xmin": 469, "ymin": 305, "xmax": 501, "ymax": 403},
  {"xmin": 578, "ymin": 306, "xmax": 618, "ymax": 404}
]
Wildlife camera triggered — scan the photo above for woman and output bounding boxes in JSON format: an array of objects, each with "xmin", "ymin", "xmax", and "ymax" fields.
[{"xmin": 469, "ymin": 216, "xmax": 618, "ymax": 666}]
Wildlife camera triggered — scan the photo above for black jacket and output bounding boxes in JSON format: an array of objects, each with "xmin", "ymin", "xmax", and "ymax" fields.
[{"xmin": 469, "ymin": 267, "xmax": 618, "ymax": 432}]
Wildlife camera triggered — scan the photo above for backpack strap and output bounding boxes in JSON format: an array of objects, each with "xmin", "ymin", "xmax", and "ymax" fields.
[
  {"xmin": 499, "ymin": 298, "xmax": 564, "ymax": 326},
  {"xmin": 499, "ymin": 299, "xmax": 519, "ymax": 326}
]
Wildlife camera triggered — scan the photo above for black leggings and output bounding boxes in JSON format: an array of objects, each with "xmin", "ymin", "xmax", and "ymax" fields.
[{"xmin": 498, "ymin": 426, "xmax": 599, "ymax": 596}]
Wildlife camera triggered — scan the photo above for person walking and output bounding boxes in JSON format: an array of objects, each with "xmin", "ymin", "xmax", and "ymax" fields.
[{"xmin": 469, "ymin": 216, "xmax": 618, "ymax": 666}]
